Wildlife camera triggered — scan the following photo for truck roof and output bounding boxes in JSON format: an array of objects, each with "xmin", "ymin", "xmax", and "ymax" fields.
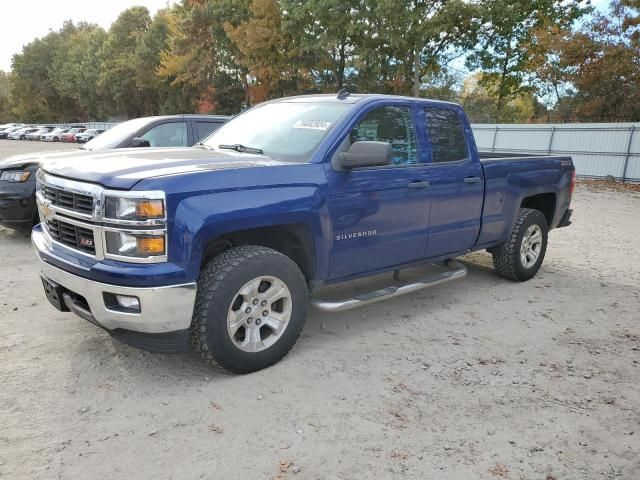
[{"xmin": 273, "ymin": 93, "xmax": 460, "ymax": 108}]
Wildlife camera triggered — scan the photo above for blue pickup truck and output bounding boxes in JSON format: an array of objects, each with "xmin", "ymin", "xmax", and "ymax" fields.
[{"xmin": 32, "ymin": 93, "xmax": 574, "ymax": 373}]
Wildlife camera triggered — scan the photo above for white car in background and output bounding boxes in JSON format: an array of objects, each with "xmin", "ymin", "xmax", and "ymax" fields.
[
  {"xmin": 41, "ymin": 127, "xmax": 69, "ymax": 142},
  {"xmin": 75, "ymin": 128, "xmax": 105, "ymax": 143},
  {"xmin": 8, "ymin": 127, "xmax": 38, "ymax": 140}
]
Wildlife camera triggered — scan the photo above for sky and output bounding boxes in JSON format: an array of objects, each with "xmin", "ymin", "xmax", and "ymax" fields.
[
  {"xmin": 0, "ymin": 0, "xmax": 613, "ymax": 73},
  {"xmin": 0, "ymin": 0, "xmax": 176, "ymax": 71}
]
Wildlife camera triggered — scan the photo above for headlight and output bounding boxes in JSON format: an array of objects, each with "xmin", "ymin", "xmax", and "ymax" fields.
[
  {"xmin": 104, "ymin": 196, "xmax": 165, "ymax": 221},
  {"xmin": 0, "ymin": 170, "xmax": 31, "ymax": 182},
  {"xmin": 105, "ymin": 231, "xmax": 166, "ymax": 258}
]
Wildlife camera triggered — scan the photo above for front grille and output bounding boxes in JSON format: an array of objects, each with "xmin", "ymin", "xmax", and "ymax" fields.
[
  {"xmin": 46, "ymin": 218, "xmax": 96, "ymax": 254},
  {"xmin": 42, "ymin": 185, "xmax": 93, "ymax": 215}
]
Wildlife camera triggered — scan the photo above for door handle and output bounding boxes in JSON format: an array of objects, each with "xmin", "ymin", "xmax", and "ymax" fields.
[
  {"xmin": 408, "ymin": 181, "xmax": 430, "ymax": 189},
  {"xmin": 464, "ymin": 176, "xmax": 481, "ymax": 184}
]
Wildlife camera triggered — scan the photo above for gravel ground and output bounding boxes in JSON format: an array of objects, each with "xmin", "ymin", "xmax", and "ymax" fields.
[
  {"xmin": 0, "ymin": 139, "xmax": 77, "ymax": 160},
  {"xmin": 1, "ymin": 169, "xmax": 639, "ymax": 478}
]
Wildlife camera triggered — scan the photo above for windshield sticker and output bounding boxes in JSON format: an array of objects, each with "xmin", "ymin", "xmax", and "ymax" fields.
[{"xmin": 293, "ymin": 120, "xmax": 331, "ymax": 130}]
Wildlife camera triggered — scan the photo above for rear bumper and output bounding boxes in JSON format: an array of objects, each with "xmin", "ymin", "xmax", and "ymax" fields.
[
  {"xmin": 557, "ymin": 208, "xmax": 573, "ymax": 228},
  {"xmin": 33, "ymin": 228, "xmax": 197, "ymax": 352}
]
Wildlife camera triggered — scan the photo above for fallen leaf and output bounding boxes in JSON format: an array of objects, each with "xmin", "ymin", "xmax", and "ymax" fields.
[
  {"xmin": 208, "ymin": 424, "xmax": 224, "ymax": 434},
  {"xmin": 488, "ymin": 464, "xmax": 509, "ymax": 477}
]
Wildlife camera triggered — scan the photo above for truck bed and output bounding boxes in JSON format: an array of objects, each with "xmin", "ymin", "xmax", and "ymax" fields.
[{"xmin": 474, "ymin": 152, "xmax": 574, "ymax": 250}]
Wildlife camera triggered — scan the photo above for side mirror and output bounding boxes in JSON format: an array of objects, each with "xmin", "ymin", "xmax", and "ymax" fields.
[
  {"xmin": 128, "ymin": 137, "xmax": 151, "ymax": 148},
  {"xmin": 338, "ymin": 141, "xmax": 392, "ymax": 169}
]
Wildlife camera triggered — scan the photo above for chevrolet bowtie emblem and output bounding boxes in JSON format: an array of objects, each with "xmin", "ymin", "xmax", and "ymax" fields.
[{"xmin": 40, "ymin": 201, "xmax": 55, "ymax": 222}]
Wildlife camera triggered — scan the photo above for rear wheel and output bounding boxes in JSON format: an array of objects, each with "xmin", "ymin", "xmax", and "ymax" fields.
[
  {"xmin": 190, "ymin": 245, "xmax": 308, "ymax": 374},
  {"xmin": 491, "ymin": 208, "xmax": 548, "ymax": 282}
]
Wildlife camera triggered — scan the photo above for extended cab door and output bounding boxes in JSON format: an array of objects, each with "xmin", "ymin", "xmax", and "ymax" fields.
[
  {"xmin": 325, "ymin": 103, "xmax": 433, "ymax": 280},
  {"xmin": 422, "ymin": 106, "xmax": 484, "ymax": 258}
]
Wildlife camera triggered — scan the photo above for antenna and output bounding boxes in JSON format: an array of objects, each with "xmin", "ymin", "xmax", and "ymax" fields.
[{"xmin": 337, "ymin": 88, "xmax": 350, "ymax": 99}]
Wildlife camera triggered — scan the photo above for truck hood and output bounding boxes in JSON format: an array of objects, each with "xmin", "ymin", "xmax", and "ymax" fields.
[{"xmin": 42, "ymin": 147, "xmax": 290, "ymax": 189}]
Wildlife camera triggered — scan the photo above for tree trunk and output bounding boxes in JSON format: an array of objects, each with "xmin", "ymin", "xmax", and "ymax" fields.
[
  {"xmin": 412, "ymin": 45, "xmax": 421, "ymax": 97},
  {"xmin": 336, "ymin": 37, "xmax": 346, "ymax": 90}
]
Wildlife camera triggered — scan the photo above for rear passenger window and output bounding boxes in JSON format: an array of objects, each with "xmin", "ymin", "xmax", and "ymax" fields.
[
  {"xmin": 350, "ymin": 106, "xmax": 417, "ymax": 165},
  {"xmin": 196, "ymin": 122, "xmax": 222, "ymax": 141},
  {"xmin": 425, "ymin": 108, "xmax": 468, "ymax": 163}
]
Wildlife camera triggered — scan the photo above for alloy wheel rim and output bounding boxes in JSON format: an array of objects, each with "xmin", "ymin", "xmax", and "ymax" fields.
[
  {"xmin": 226, "ymin": 276, "xmax": 292, "ymax": 353},
  {"xmin": 520, "ymin": 224, "xmax": 543, "ymax": 269}
]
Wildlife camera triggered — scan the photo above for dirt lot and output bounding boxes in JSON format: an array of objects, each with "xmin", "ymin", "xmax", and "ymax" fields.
[{"xmin": 1, "ymin": 172, "xmax": 639, "ymax": 479}]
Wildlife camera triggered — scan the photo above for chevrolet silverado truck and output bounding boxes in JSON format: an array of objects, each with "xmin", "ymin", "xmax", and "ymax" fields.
[{"xmin": 32, "ymin": 93, "xmax": 574, "ymax": 373}]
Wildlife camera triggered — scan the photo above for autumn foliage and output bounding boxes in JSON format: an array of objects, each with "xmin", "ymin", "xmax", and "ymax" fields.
[{"xmin": 0, "ymin": 0, "xmax": 638, "ymax": 124}]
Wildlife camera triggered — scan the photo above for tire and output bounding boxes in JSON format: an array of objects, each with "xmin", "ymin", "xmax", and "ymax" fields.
[
  {"xmin": 190, "ymin": 245, "xmax": 308, "ymax": 374},
  {"xmin": 491, "ymin": 208, "xmax": 548, "ymax": 282}
]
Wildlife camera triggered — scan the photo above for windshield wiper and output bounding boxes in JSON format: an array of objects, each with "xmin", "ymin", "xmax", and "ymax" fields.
[
  {"xmin": 194, "ymin": 142, "xmax": 213, "ymax": 150},
  {"xmin": 219, "ymin": 144, "xmax": 264, "ymax": 155}
]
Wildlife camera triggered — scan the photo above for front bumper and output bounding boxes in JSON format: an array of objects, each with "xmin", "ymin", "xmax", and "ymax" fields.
[
  {"xmin": 0, "ymin": 180, "xmax": 36, "ymax": 232},
  {"xmin": 33, "ymin": 228, "xmax": 197, "ymax": 351}
]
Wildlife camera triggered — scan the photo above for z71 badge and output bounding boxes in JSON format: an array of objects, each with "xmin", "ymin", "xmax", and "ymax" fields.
[{"xmin": 336, "ymin": 230, "xmax": 377, "ymax": 241}]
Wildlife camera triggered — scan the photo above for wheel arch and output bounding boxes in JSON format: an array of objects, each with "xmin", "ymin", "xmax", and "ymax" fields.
[
  {"xmin": 200, "ymin": 223, "xmax": 317, "ymax": 283},
  {"xmin": 520, "ymin": 192, "xmax": 557, "ymax": 227}
]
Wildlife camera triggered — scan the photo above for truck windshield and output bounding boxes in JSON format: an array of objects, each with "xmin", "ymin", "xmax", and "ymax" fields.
[{"xmin": 201, "ymin": 102, "xmax": 350, "ymax": 162}]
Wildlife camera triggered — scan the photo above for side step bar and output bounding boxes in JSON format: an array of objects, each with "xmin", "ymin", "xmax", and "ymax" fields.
[{"xmin": 310, "ymin": 261, "xmax": 467, "ymax": 312}]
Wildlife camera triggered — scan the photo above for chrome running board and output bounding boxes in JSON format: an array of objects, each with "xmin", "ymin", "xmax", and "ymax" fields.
[{"xmin": 310, "ymin": 261, "xmax": 467, "ymax": 312}]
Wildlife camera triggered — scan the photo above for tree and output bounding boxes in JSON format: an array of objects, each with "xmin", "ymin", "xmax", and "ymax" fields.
[
  {"xmin": 50, "ymin": 24, "xmax": 108, "ymax": 120},
  {"xmin": 98, "ymin": 7, "xmax": 156, "ymax": 118},
  {"xmin": 467, "ymin": 0, "xmax": 588, "ymax": 121},
  {"xmin": 532, "ymin": 0, "xmax": 640, "ymax": 121},
  {"xmin": 566, "ymin": 0, "xmax": 640, "ymax": 121},
  {"xmin": 158, "ymin": 0, "xmax": 251, "ymax": 114},
  {"xmin": 461, "ymin": 73, "xmax": 538, "ymax": 123},
  {"xmin": 340, "ymin": 0, "xmax": 481, "ymax": 96},
  {"xmin": 10, "ymin": 21, "xmax": 84, "ymax": 122},
  {"xmin": 225, "ymin": 0, "xmax": 313, "ymax": 101},
  {"xmin": 282, "ymin": 0, "xmax": 364, "ymax": 91},
  {"xmin": 136, "ymin": 9, "xmax": 198, "ymax": 114},
  {"xmin": 0, "ymin": 71, "xmax": 12, "ymax": 123}
]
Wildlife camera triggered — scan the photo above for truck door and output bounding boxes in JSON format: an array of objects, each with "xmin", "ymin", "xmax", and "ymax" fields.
[
  {"xmin": 422, "ymin": 106, "xmax": 484, "ymax": 258},
  {"xmin": 325, "ymin": 104, "xmax": 432, "ymax": 280}
]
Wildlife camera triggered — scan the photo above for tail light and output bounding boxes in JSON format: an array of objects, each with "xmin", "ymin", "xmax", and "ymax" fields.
[{"xmin": 569, "ymin": 169, "xmax": 576, "ymax": 198}]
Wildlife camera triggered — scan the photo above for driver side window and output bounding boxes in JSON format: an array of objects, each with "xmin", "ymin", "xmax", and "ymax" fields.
[
  {"xmin": 141, "ymin": 122, "xmax": 188, "ymax": 147},
  {"xmin": 350, "ymin": 106, "xmax": 417, "ymax": 165}
]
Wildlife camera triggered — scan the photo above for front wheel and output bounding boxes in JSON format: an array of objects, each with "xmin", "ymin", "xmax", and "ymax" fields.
[
  {"xmin": 491, "ymin": 208, "xmax": 548, "ymax": 282},
  {"xmin": 190, "ymin": 245, "xmax": 308, "ymax": 374}
]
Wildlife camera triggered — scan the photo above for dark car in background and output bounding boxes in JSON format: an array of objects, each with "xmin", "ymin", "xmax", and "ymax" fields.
[
  {"xmin": 0, "ymin": 126, "xmax": 23, "ymax": 139},
  {"xmin": 75, "ymin": 128, "xmax": 105, "ymax": 143},
  {"xmin": 0, "ymin": 114, "xmax": 230, "ymax": 233},
  {"xmin": 82, "ymin": 114, "xmax": 229, "ymax": 150},
  {"xmin": 60, "ymin": 127, "xmax": 87, "ymax": 143}
]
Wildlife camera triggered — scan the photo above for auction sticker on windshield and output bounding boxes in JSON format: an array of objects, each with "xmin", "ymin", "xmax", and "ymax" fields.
[{"xmin": 293, "ymin": 120, "xmax": 331, "ymax": 130}]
